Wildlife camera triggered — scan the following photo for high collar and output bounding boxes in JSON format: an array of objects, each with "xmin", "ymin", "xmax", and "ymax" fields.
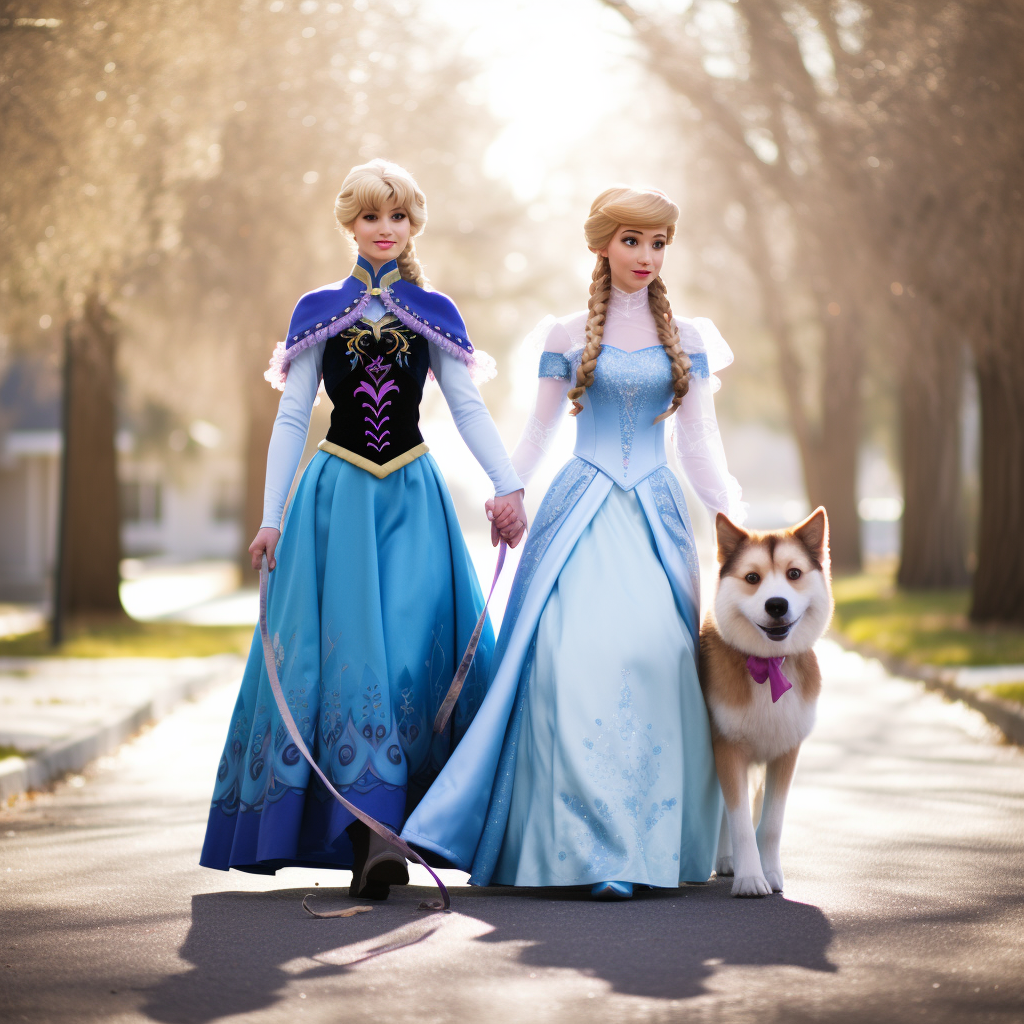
[
  {"xmin": 608, "ymin": 284, "xmax": 650, "ymax": 318},
  {"xmin": 353, "ymin": 254, "xmax": 401, "ymax": 290}
]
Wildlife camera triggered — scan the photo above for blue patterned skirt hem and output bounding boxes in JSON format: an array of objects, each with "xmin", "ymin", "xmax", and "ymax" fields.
[{"xmin": 200, "ymin": 450, "xmax": 493, "ymax": 874}]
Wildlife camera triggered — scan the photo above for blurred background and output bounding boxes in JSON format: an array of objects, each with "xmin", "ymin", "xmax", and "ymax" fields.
[{"xmin": 1, "ymin": 0, "xmax": 1022, "ymax": 645}]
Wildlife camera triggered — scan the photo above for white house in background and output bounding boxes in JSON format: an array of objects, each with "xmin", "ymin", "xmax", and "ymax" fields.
[{"xmin": 0, "ymin": 356, "xmax": 243, "ymax": 604}]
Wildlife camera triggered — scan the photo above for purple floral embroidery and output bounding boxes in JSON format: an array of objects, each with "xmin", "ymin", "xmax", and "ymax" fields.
[{"xmin": 354, "ymin": 355, "xmax": 399, "ymax": 452}]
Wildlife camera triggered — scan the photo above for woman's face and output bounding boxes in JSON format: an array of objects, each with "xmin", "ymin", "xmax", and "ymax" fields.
[
  {"xmin": 598, "ymin": 224, "xmax": 669, "ymax": 293},
  {"xmin": 351, "ymin": 201, "xmax": 412, "ymax": 269}
]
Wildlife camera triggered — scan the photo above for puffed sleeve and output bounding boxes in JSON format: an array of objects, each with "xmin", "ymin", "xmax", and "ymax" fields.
[
  {"xmin": 428, "ymin": 345, "xmax": 524, "ymax": 497},
  {"xmin": 261, "ymin": 342, "xmax": 324, "ymax": 529},
  {"xmin": 672, "ymin": 318, "xmax": 746, "ymax": 523},
  {"xmin": 509, "ymin": 316, "xmax": 574, "ymax": 486}
]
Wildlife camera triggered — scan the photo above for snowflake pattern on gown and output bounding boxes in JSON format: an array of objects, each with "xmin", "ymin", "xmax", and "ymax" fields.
[{"xmin": 557, "ymin": 671, "xmax": 680, "ymax": 879}]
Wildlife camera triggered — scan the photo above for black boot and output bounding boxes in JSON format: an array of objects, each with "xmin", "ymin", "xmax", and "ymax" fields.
[{"xmin": 347, "ymin": 821, "xmax": 409, "ymax": 900}]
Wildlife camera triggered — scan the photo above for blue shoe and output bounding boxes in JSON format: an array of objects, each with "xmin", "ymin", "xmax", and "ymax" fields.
[{"xmin": 590, "ymin": 880, "xmax": 633, "ymax": 901}]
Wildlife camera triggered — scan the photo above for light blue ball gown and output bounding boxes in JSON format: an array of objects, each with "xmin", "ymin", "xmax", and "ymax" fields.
[{"xmin": 402, "ymin": 285, "xmax": 745, "ymax": 889}]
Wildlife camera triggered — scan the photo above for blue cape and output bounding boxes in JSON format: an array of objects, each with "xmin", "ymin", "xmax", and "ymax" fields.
[{"xmin": 284, "ymin": 255, "xmax": 473, "ymax": 359}]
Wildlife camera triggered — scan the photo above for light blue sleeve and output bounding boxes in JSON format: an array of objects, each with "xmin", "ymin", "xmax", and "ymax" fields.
[
  {"xmin": 538, "ymin": 350, "xmax": 572, "ymax": 380},
  {"xmin": 428, "ymin": 345, "xmax": 524, "ymax": 497},
  {"xmin": 261, "ymin": 343, "xmax": 323, "ymax": 529}
]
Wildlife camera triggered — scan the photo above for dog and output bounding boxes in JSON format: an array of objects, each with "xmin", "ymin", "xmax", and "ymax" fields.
[{"xmin": 699, "ymin": 507, "xmax": 833, "ymax": 897}]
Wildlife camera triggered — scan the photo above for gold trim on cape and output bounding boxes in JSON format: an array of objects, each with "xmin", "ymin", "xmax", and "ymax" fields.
[
  {"xmin": 350, "ymin": 263, "xmax": 402, "ymax": 290},
  {"xmin": 317, "ymin": 439, "xmax": 428, "ymax": 478}
]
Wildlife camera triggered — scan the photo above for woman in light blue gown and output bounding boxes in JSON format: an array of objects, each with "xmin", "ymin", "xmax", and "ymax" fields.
[{"xmin": 402, "ymin": 186, "xmax": 746, "ymax": 899}]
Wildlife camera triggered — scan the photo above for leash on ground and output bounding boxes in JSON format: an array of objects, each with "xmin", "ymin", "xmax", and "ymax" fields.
[{"xmin": 258, "ymin": 542, "xmax": 508, "ymax": 917}]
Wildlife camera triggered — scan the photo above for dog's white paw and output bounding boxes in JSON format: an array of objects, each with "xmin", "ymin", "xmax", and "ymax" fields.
[
  {"xmin": 731, "ymin": 872, "xmax": 773, "ymax": 898},
  {"xmin": 716, "ymin": 855, "xmax": 734, "ymax": 877},
  {"xmin": 758, "ymin": 844, "xmax": 784, "ymax": 892}
]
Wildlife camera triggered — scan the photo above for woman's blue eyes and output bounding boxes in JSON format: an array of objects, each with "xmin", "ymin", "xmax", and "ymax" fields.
[
  {"xmin": 621, "ymin": 237, "xmax": 665, "ymax": 248},
  {"xmin": 362, "ymin": 212, "xmax": 406, "ymax": 221}
]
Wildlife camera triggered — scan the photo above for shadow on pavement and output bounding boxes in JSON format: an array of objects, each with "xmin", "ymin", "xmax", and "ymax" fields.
[
  {"xmin": 142, "ymin": 888, "xmax": 367, "ymax": 1023},
  {"xmin": 142, "ymin": 879, "xmax": 835, "ymax": 1022},
  {"xmin": 464, "ymin": 879, "xmax": 837, "ymax": 999}
]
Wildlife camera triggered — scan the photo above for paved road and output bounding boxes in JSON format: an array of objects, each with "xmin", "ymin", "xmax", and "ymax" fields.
[{"xmin": 2, "ymin": 640, "xmax": 1023, "ymax": 1024}]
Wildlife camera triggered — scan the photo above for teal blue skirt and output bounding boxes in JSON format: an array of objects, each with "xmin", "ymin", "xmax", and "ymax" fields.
[{"xmin": 200, "ymin": 449, "xmax": 492, "ymax": 874}]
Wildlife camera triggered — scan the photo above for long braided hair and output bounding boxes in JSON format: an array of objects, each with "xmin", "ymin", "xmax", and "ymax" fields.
[
  {"xmin": 334, "ymin": 158, "xmax": 428, "ymax": 287},
  {"xmin": 567, "ymin": 186, "xmax": 691, "ymax": 423}
]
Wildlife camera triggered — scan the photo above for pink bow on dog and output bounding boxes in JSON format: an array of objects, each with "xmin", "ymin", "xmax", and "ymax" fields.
[{"xmin": 746, "ymin": 656, "xmax": 792, "ymax": 703}]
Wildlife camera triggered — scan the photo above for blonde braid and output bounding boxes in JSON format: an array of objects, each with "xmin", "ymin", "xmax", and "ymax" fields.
[
  {"xmin": 649, "ymin": 276, "xmax": 690, "ymax": 424},
  {"xmin": 397, "ymin": 238, "xmax": 427, "ymax": 287},
  {"xmin": 567, "ymin": 256, "xmax": 612, "ymax": 415}
]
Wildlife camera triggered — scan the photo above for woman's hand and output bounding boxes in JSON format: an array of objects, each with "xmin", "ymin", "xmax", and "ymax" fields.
[
  {"xmin": 486, "ymin": 490, "xmax": 528, "ymax": 549},
  {"xmin": 249, "ymin": 527, "xmax": 281, "ymax": 571}
]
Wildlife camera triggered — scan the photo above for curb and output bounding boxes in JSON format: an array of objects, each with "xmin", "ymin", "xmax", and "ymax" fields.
[
  {"xmin": 0, "ymin": 655, "xmax": 243, "ymax": 805},
  {"xmin": 829, "ymin": 632, "xmax": 1024, "ymax": 747}
]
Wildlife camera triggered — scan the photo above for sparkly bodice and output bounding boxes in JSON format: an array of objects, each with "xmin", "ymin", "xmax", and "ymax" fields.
[{"xmin": 570, "ymin": 344, "xmax": 674, "ymax": 489}]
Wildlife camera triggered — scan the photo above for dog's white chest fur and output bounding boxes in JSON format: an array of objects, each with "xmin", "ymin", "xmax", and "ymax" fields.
[{"xmin": 709, "ymin": 671, "xmax": 816, "ymax": 762}]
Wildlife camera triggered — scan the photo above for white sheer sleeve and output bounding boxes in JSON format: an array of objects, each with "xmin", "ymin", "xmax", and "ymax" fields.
[
  {"xmin": 428, "ymin": 345, "xmax": 523, "ymax": 496},
  {"xmin": 510, "ymin": 317, "xmax": 574, "ymax": 486},
  {"xmin": 261, "ymin": 342, "xmax": 323, "ymax": 529},
  {"xmin": 672, "ymin": 317, "xmax": 746, "ymax": 524}
]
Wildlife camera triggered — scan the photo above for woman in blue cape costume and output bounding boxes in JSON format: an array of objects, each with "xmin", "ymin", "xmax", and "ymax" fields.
[
  {"xmin": 200, "ymin": 160, "xmax": 526, "ymax": 895},
  {"xmin": 402, "ymin": 186, "xmax": 746, "ymax": 899}
]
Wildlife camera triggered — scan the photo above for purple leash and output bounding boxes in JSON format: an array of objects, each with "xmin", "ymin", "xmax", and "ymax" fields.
[
  {"xmin": 259, "ymin": 554, "xmax": 452, "ymax": 911},
  {"xmin": 433, "ymin": 540, "xmax": 507, "ymax": 734}
]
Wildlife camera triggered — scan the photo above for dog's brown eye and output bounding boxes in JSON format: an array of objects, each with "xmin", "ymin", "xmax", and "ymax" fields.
[
  {"xmin": 788, "ymin": 568, "xmax": 802, "ymax": 580},
  {"xmin": 744, "ymin": 573, "xmax": 760, "ymax": 584}
]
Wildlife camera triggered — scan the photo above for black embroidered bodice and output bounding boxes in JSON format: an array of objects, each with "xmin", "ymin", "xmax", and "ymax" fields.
[{"xmin": 322, "ymin": 313, "xmax": 431, "ymax": 465}]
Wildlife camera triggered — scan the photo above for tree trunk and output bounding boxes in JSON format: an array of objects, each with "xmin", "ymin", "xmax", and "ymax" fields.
[
  {"xmin": 240, "ymin": 351, "xmax": 281, "ymax": 576},
  {"xmin": 806, "ymin": 301, "xmax": 863, "ymax": 575},
  {"xmin": 970, "ymin": 346, "xmax": 1024, "ymax": 623},
  {"xmin": 746, "ymin": 198, "xmax": 863, "ymax": 572},
  {"xmin": 897, "ymin": 321, "xmax": 969, "ymax": 588},
  {"xmin": 55, "ymin": 295, "xmax": 124, "ymax": 619}
]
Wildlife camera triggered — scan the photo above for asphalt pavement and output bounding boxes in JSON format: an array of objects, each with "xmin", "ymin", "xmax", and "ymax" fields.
[{"xmin": 1, "ymin": 640, "xmax": 1022, "ymax": 1024}]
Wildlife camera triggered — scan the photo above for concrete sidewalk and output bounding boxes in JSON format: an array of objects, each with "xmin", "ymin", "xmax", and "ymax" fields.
[
  {"xmin": 831, "ymin": 633, "xmax": 1024, "ymax": 746},
  {"xmin": 0, "ymin": 653, "xmax": 243, "ymax": 803}
]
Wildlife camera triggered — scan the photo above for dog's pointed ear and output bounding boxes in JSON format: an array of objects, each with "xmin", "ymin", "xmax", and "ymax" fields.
[
  {"xmin": 793, "ymin": 506, "xmax": 829, "ymax": 568},
  {"xmin": 715, "ymin": 513, "xmax": 749, "ymax": 566}
]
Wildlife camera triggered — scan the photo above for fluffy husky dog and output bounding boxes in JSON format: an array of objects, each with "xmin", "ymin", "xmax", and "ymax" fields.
[{"xmin": 699, "ymin": 508, "xmax": 833, "ymax": 897}]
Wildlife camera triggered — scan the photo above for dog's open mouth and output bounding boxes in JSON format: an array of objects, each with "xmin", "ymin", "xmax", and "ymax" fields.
[{"xmin": 758, "ymin": 617, "xmax": 801, "ymax": 642}]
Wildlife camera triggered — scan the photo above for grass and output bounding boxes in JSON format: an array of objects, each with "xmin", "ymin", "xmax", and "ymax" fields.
[
  {"xmin": 831, "ymin": 568, "xmax": 1024, "ymax": 668},
  {"xmin": 988, "ymin": 682, "xmax": 1024, "ymax": 707},
  {"xmin": 0, "ymin": 617, "xmax": 254, "ymax": 659}
]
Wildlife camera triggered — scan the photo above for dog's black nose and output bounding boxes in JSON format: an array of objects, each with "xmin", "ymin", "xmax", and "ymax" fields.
[{"xmin": 765, "ymin": 597, "xmax": 789, "ymax": 619}]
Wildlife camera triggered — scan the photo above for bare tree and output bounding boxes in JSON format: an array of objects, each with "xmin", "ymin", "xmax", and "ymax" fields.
[
  {"xmin": 601, "ymin": 0, "xmax": 876, "ymax": 572},
  {"xmin": 1, "ymin": 1, "xmax": 234, "ymax": 618},
  {"xmin": 603, "ymin": 0, "xmax": 1023, "ymax": 610}
]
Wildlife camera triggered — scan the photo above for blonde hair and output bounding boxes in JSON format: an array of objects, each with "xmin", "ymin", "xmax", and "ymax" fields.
[
  {"xmin": 568, "ymin": 186, "xmax": 690, "ymax": 423},
  {"xmin": 334, "ymin": 158, "xmax": 428, "ymax": 286}
]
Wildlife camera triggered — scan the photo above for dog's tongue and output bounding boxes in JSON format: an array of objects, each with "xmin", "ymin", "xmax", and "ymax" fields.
[{"xmin": 746, "ymin": 656, "xmax": 793, "ymax": 702}]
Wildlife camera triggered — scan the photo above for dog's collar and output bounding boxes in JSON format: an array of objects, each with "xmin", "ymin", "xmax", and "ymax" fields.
[{"xmin": 747, "ymin": 655, "xmax": 792, "ymax": 702}]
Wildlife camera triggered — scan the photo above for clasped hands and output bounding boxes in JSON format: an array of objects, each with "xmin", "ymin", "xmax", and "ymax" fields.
[{"xmin": 486, "ymin": 489, "xmax": 528, "ymax": 548}]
